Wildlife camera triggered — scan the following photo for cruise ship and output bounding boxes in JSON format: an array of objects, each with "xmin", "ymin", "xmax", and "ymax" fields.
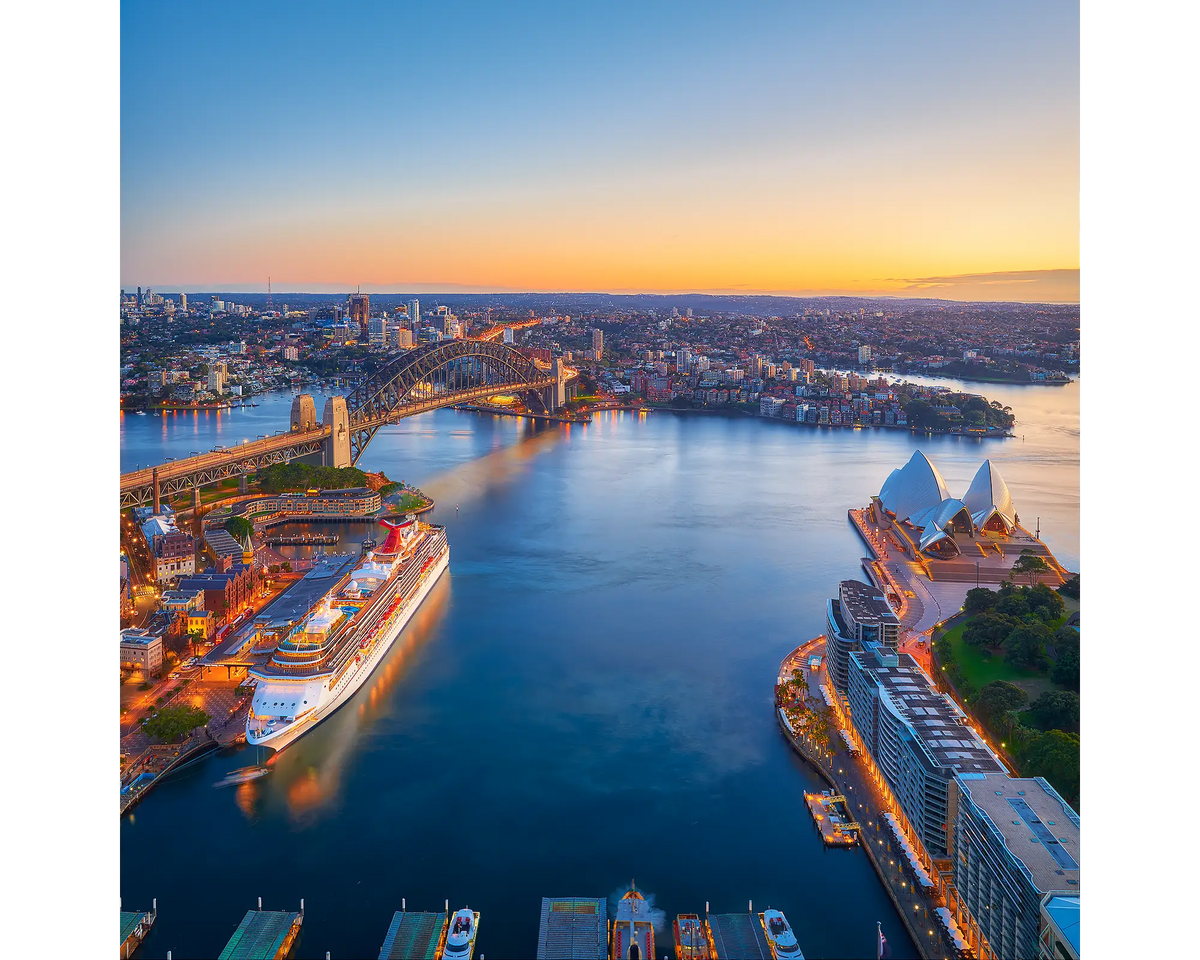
[
  {"xmin": 245, "ymin": 516, "xmax": 449, "ymax": 752},
  {"xmin": 612, "ymin": 886, "xmax": 655, "ymax": 960}
]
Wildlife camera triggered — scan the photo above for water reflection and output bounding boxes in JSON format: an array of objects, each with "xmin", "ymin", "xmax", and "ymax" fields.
[
  {"xmin": 421, "ymin": 419, "xmax": 563, "ymax": 509},
  {"xmin": 252, "ymin": 573, "xmax": 452, "ymax": 824}
]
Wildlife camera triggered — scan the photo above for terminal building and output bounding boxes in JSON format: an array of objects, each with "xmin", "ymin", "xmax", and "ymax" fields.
[{"xmin": 825, "ymin": 579, "xmax": 899, "ymax": 693}]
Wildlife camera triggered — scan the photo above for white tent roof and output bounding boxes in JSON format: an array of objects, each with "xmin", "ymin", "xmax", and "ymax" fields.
[
  {"xmin": 962, "ymin": 459, "xmax": 1016, "ymax": 529},
  {"xmin": 878, "ymin": 450, "xmax": 952, "ymax": 523}
]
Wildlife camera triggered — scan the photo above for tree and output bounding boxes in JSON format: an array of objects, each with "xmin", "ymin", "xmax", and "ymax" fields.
[
  {"xmin": 281, "ymin": 561, "xmax": 291, "ymax": 572},
  {"xmin": 1021, "ymin": 730, "xmax": 1080, "ymax": 805},
  {"xmin": 1029, "ymin": 691, "xmax": 1080, "ymax": 733},
  {"xmin": 1057, "ymin": 573, "xmax": 1080, "ymax": 600},
  {"xmin": 1026, "ymin": 583, "xmax": 1065, "ymax": 623},
  {"xmin": 1051, "ymin": 645, "xmax": 1080, "ymax": 692},
  {"xmin": 971, "ymin": 681, "xmax": 1029, "ymax": 736},
  {"xmin": 1011, "ymin": 549, "xmax": 1049, "ymax": 587},
  {"xmin": 963, "ymin": 611, "xmax": 1017, "ymax": 649},
  {"xmin": 224, "ymin": 516, "xmax": 254, "ymax": 542},
  {"xmin": 143, "ymin": 705, "xmax": 211, "ymax": 743},
  {"xmin": 995, "ymin": 591, "xmax": 1031, "ymax": 620},
  {"xmin": 963, "ymin": 587, "xmax": 999, "ymax": 616},
  {"xmin": 1003, "ymin": 622, "xmax": 1052, "ymax": 670}
]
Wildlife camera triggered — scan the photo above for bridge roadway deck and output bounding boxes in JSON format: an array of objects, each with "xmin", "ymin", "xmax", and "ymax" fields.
[{"xmin": 119, "ymin": 377, "xmax": 559, "ymax": 506}]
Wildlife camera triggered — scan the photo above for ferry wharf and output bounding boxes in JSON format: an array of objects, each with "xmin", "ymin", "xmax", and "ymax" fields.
[
  {"xmin": 218, "ymin": 898, "xmax": 304, "ymax": 960},
  {"xmin": 120, "ymin": 901, "xmax": 156, "ymax": 958},
  {"xmin": 378, "ymin": 899, "xmax": 450, "ymax": 960}
]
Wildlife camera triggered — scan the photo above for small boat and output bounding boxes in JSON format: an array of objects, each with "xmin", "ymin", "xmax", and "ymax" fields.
[
  {"xmin": 442, "ymin": 907, "xmax": 479, "ymax": 959},
  {"xmin": 135, "ymin": 411, "xmax": 147, "ymax": 416},
  {"xmin": 674, "ymin": 914, "xmax": 711, "ymax": 960},
  {"xmin": 761, "ymin": 909, "xmax": 804, "ymax": 959},
  {"xmin": 214, "ymin": 766, "xmax": 269, "ymax": 788},
  {"xmin": 152, "ymin": 411, "xmax": 161, "ymax": 417}
]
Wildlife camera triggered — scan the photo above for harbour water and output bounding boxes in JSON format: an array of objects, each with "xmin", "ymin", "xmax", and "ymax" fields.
[{"xmin": 119, "ymin": 380, "xmax": 1078, "ymax": 959}]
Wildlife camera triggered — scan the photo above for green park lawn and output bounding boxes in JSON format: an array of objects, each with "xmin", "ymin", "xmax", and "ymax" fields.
[{"xmin": 941, "ymin": 615, "xmax": 1071, "ymax": 700}]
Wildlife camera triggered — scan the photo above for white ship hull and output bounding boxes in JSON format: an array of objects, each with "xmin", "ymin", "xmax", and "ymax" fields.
[{"xmin": 247, "ymin": 546, "xmax": 449, "ymax": 752}]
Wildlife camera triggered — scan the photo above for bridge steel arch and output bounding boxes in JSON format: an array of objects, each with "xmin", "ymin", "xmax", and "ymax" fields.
[{"xmin": 343, "ymin": 339, "xmax": 560, "ymax": 463}]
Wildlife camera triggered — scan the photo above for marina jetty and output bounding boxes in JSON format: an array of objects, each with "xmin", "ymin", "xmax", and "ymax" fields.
[
  {"xmin": 217, "ymin": 898, "xmax": 304, "ymax": 960},
  {"xmin": 377, "ymin": 902, "xmax": 449, "ymax": 960},
  {"xmin": 120, "ymin": 901, "xmax": 156, "ymax": 958}
]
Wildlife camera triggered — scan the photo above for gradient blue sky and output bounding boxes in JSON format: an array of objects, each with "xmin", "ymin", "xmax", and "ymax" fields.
[{"xmin": 121, "ymin": 1, "xmax": 1079, "ymax": 299}]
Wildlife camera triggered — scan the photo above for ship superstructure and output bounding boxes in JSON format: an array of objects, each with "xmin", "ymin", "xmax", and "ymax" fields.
[
  {"xmin": 612, "ymin": 886, "xmax": 655, "ymax": 960},
  {"xmin": 246, "ymin": 516, "xmax": 449, "ymax": 752}
]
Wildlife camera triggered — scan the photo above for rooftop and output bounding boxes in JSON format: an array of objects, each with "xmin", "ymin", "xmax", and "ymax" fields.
[
  {"xmin": 536, "ymin": 897, "xmax": 608, "ymax": 960},
  {"xmin": 856, "ymin": 649, "xmax": 1005, "ymax": 776},
  {"xmin": 839, "ymin": 579, "xmax": 899, "ymax": 627},
  {"xmin": 378, "ymin": 911, "xmax": 446, "ymax": 960},
  {"xmin": 706, "ymin": 914, "xmax": 772, "ymax": 960},
  {"xmin": 217, "ymin": 909, "xmax": 301, "ymax": 960},
  {"xmin": 959, "ymin": 772, "xmax": 1081, "ymax": 895}
]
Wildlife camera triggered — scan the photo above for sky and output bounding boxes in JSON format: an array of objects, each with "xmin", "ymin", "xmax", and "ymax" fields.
[{"xmin": 121, "ymin": 1, "xmax": 1079, "ymax": 301}]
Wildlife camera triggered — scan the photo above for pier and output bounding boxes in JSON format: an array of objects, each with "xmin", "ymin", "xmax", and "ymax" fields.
[
  {"xmin": 804, "ymin": 790, "xmax": 861, "ymax": 846},
  {"xmin": 377, "ymin": 903, "xmax": 448, "ymax": 960},
  {"xmin": 120, "ymin": 901, "xmax": 156, "ymax": 958},
  {"xmin": 262, "ymin": 532, "xmax": 340, "ymax": 546},
  {"xmin": 218, "ymin": 899, "xmax": 304, "ymax": 960},
  {"xmin": 706, "ymin": 910, "xmax": 772, "ymax": 960},
  {"xmin": 536, "ymin": 897, "xmax": 608, "ymax": 960}
]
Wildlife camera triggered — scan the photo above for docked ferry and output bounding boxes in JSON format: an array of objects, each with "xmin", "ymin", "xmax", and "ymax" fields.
[
  {"xmin": 245, "ymin": 516, "xmax": 449, "ymax": 752},
  {"xmin": 442, "ymin": 908, "xmax": 480, "ymax": 960},
  {"xmin": 761, "ymin": 909, "xmax": 804, "ymax": 960},
  {"xmin": 674, "ymin": 914, "xmax": 711, "ymax": 960},
  {"xmin": 613, "ymin": 886, "xmax": 655, "ymax": 960}
]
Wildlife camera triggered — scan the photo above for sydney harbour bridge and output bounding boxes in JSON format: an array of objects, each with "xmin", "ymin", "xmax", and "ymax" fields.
[{"xmin": 119, "ymin": 339, "xmax": 578, "ymax": 509}]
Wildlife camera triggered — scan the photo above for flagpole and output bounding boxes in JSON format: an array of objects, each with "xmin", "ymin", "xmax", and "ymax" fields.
[{"xmin": 877, "ymin": 921, "xmax": 882, "ymax": 960}]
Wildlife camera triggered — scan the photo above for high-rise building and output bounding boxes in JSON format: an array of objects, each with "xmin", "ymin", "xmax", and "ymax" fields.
[
  {"xmin": 368, "ymin": 317, "xmax": 389, "ymax": 346},
  {"xmin": 393, "ymin": 327, "xmax": 413, "ymax": 349},
  {"xmin": 409, "ymin": 299, "xmax": 420, "ymax": 326},
  {"xmin": 136, "ymin": 286, "xmax": 142, "ymax": 306},
  {"xmin": 179, "ymin": 293, "xmax": 187, "ymax": 313},
  {"xmin": 824, "ymin": 579, "xmax": 899, "ymax": 693},
  {"xmin": 858, "ymin": 344, "xmax": 873, "ymax": 365},
  {"xmin": 503, "ymin": 327, "xmax": 515, "ymax": 344},
  {"xmin": 282, "ymin": 346, "xmax": 299, "ymax": 361},
  {"xmin": 350, "ymin": 293, "xmax": 370, "ymax": 334},
  {"xmin": 591, "ymin": 328, "xmax": 604, "ymax": 358},
  {"xmin": 677, "ymin": 348, "xmax": 691, "ymax": 371},
  {"xmin": 949, "ymin": 773, "xmax": 1080, "ymax": 960}
]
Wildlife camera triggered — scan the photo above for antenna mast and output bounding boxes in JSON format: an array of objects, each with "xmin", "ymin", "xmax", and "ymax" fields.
[{"xmin": 266, "ymin": 276, "xmax": 273, "ymax": 314}]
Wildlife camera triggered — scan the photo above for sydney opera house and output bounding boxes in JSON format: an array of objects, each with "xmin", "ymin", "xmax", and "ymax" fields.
[{"xmin": 872, "ymin": 452, "xmax": 1018, "ymax": 560}]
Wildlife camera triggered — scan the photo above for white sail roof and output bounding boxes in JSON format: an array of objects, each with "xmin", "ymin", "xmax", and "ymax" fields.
[
  {"xmin": 878, "ymin": 450, "xmax": 952, "ymax": 523},
  {"xmin": 962, "ymin": 459, "xmax": 1016, "ymax": 529}
]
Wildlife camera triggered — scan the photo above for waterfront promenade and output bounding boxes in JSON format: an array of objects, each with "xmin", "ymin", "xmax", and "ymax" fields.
[{"xmin": 777, "ymin": 641, "xmax": 960, "ymax": 960}]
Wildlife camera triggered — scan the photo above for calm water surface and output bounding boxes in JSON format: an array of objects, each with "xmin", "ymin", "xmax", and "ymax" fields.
[{"xmin": 119, "ymin": 381, "xmax": 1078, "ymax": 959}]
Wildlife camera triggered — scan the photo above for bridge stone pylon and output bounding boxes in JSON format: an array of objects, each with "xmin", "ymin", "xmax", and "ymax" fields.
[
  {"xmin": 290, "ymin": 394, "xmax": 318, "ymax": 432},
  {"xmin": 322, "ymin": 397, "xmax": 351, "ymax": 468}
]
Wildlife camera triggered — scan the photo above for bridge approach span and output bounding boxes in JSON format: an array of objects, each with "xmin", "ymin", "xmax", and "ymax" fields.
[{"xmin": 119, "ymin": 340, "xmax": 576, "ymax": 508}]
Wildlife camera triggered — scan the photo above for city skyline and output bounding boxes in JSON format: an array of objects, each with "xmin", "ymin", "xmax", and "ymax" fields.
[{"xmin": 121, "ymin": 2, "xmax": 1079, "ymax": 302}]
